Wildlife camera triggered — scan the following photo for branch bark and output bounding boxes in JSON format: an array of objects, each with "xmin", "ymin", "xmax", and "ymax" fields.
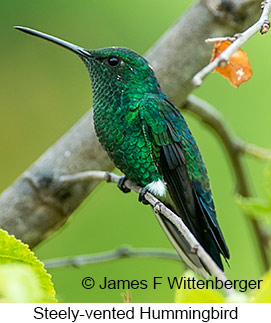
[{"xmin": 0, "ymin": 0, "xmax": 262, "ymax": 248}]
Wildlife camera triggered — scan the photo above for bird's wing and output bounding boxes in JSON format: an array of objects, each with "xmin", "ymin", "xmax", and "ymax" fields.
[{"xmin": 139, "ymin": 95, "xmax": 229, "ymax": 273}]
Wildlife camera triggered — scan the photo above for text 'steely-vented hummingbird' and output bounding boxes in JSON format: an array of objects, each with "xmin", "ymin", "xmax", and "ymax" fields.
[{"xmin": 15, "ymin": 26, "xmax": 230, "ymax": 277}]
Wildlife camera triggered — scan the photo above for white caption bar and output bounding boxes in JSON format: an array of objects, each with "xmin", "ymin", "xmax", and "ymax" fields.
[{"xmin": 0, "ymin": 303, "xmax": 270, "ymax": 322}]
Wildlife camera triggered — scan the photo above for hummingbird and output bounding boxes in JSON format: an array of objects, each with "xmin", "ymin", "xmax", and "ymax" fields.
[{"xmin": 15, "ymin": 26, "xmax": 230, "ymax": 278}]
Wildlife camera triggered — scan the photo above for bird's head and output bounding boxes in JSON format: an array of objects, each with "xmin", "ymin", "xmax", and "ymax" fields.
[{"xmin": 15, "ymin": 26, "xmax": 161, "ymax": 96}]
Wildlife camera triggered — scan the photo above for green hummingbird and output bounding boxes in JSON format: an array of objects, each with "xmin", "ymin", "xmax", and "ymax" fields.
[{"xmin": 15, "ymin": 26, "xmax": 229, "ymax": 278}]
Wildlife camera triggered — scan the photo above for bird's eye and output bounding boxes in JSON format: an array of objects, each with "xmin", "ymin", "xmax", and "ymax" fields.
[{"xmin": 105, "ymin": 56, "xmax": 121, "ymax": 67}]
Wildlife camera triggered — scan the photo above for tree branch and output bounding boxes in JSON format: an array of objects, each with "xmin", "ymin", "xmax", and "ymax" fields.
[
  {"xmin": 193, "ymin": 0, "xmax": 271, "ymax": 86},
  {"xmin": 183, "ymin": 95, "xmax": 271, "ymax": 270},
  {"xmin": 43, "ymin": 246, "xmax": 179, "ymax": 268},
  {"xmin": 58, "ymin": 170, "xmax": 236, "ymax": 296},
  {"xmin": 241, "ymin": 143, "xmax": 271, "ymax": 160},
  {"xmin": 0, "ymin": 1, "xmax": 262, "ymax": 248}
]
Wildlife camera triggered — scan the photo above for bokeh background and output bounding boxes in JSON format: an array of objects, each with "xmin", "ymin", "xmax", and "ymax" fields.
[{"xmin": 1, "ymin": 0, "xmax": 270, "ymax": 302}]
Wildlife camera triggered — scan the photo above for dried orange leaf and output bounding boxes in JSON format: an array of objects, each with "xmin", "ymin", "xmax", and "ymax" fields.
[{"xmin": 211, "ymin": 40, "xmax": 252, "ymax": 87}]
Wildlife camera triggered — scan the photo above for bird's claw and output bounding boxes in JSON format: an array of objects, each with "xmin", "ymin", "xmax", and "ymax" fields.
[
  {"xmin": 117, "ymin": 175, "xmax": 131, "ymax": 193},
  {"xmin": 138, "ymin": 186, "xmax": 150, "ymax": 205}
]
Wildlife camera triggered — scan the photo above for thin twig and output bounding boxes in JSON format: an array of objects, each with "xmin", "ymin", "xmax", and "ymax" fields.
[
  {"xmin": 242, "ymin": 142, "xmax": 271, "ymax": 160},
  {"xmin": 205, "ymin": 37, "xmax": 237, "ymax": 43},
  {"xmin": 193, "ymin": 0, "xmax": 271, "ymax": 86},
  {"xmin": 184, "ymin": 95, "xmax": 270, "ymax": 270},
  {"xmin": 43, "ymin": 246, "xmax": 179, "ymax": 268},
  {"xmin": 185, "ymin": 95, "xmax": 271, "ymax": 162},
  {"xmin": 60, "ymin": 170, "xmax": 236, "ymax": 297}
]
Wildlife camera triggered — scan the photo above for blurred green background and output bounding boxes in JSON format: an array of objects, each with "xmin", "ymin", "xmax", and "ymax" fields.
[{"xmin": 1, "ymin": 0, "xmax": 270, "ymax": 302}]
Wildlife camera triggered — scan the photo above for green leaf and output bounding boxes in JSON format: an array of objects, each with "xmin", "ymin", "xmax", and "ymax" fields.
[
  {"xmin": 249, "ymin": 270, "xmax": 271, "ymax": 303},
  {"xmin": 0, "ymin": 229, "xmax": 56, "ymax": 302},
  {"xmin": 0, "ymin": 264, "xmax": 54, "ymax": 302},
  {"xmin": 174, "ymin": 271, "xmax": 225, "ymax": 303}
]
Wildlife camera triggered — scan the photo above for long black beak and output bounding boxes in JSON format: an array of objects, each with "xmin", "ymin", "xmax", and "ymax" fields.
[{"xmin": 14, "ymin": 26, "xmax": 92, "ymax": 58}]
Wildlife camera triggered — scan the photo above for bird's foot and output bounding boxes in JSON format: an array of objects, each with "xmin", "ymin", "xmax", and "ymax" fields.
[
  {"xmin": 138, "ymin": 186, "xmax": 150, "ymax": 205},
  {"xmin": 117, "ymin": 175, "xmax": 131, "ymax": 193}
]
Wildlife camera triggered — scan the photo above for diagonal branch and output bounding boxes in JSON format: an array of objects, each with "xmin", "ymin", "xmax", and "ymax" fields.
[
  {"xmin": 193, "ymin": 0, "xmax": 271, "ymax": 86},
  {"xmin": 183, "ymin": 95, "xmax": 271, "ymax": 270},
  {"xmin": 59, "ymin": 170, "xmax": 236, "ymax": 297}
]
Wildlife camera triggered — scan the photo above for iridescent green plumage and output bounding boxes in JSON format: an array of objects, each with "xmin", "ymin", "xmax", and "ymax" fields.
[
  {"xmin": 16, "ymin": 27, "xmax": 230, "ymax": 278},
  {"xmin": 84, "ymin": 48, "xmax": 210, "ymax": 188},
  {"xmin": 83, "ymin": 47, "xmax": 229, "ymax": 276}
]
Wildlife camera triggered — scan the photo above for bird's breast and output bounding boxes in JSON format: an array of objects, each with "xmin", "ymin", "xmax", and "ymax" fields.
[{"xmin": 93, "ymin": 103, "xmax": 162, "ymax": 186}]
